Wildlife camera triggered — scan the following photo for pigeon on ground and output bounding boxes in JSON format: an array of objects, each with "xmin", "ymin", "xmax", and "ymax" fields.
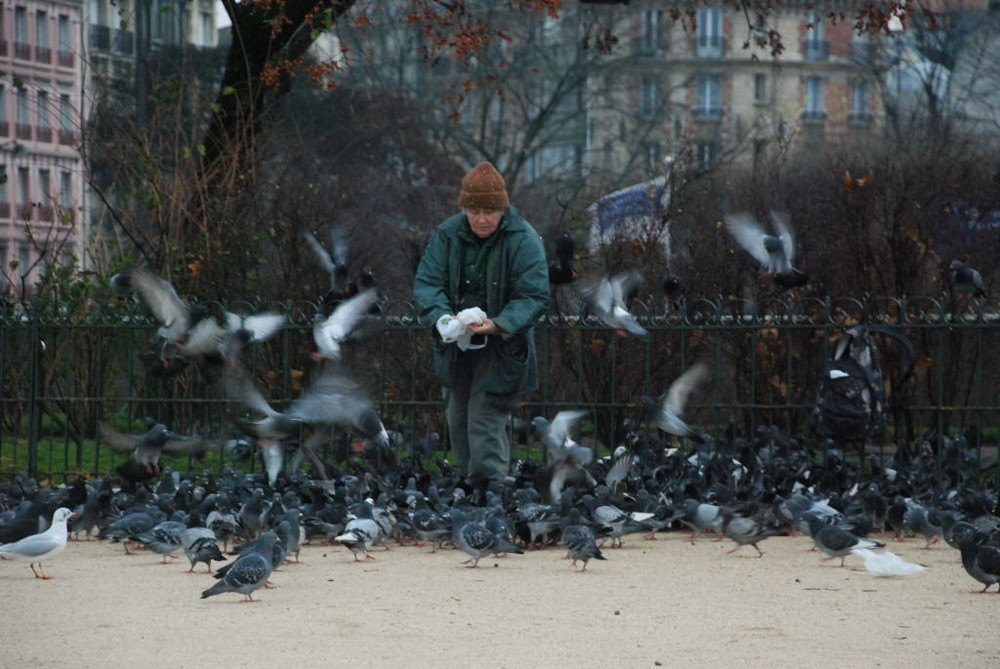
[
  {"xmin": 311, "ymin": 288, "xmax": 379, "ymax": 361},
  {"xmin": 582, "ymin": 271, "xmax": 647, "ymax": 338},
  {"xmin": 724, "ymin": 211, "xmax": 808, "ymax": 289},
  {"xmin": 0, "ymin": 507, "xmax": 74, "ymax": 579},
  {"xmin": 806, "ymin": 513, "xmax": 885, "ymax": 567},
  {"xmin": 902, "ymin": 501, "xmax": 944, "ymax": 549},
  {"xmin": 956, "ymin": 529, "xmax": 1000, "ymax": 592},
  {"xmin": 449, "ymin": 507, "xmax": 523, "ymax": 568},
  {"xmin": 200, "ymin": 532, "xmax": 277, "ymax": 602},
  {"xmin": 651, "ymin": 362, "xmax": 710, "ymax": 436},
  {"xmin": 675, "ymin": 498, "xmax": 724, "ymax": 540},
  {"xmin": 949, "ymin": 260, "xmax": 986, "ymax": 297},
  {"xmin": 99, "ymin": 510, "xmax": 158, "ymax": 553},
  {"xmin": 722, "ymin": 511, "xmax": 785, "ymax": 557},
  {"xmin": 561, "ymin": 508, "xmax": 605, "ymax": 571},
  {"xmin": 135, "ymin": 520, "xmax": 186, "ymax": 564},
  {"xmin": 333, "ymin": 503, "xmax": 387, "ymax": 562},
  {"xmin": 512, "ymin": 489, "xmax": 563, "ymax": 547},
  {"xmin": 181, "ymin": 526, "xmax": 227, "ymax": 573},
  {"xmin": 851, "ymin": 548, "xmax": 926, "ymax": 577},
  {"xmin": 582, "ymin": 494, "xmax": 654, "ymax": 548}
]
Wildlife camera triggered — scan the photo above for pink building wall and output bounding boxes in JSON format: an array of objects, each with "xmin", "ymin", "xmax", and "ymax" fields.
[{"xmin": 0, "ymin": 0, "xmax": 83, "ymax": 298}]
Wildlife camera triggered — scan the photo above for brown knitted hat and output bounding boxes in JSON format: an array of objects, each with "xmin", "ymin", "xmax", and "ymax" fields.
[{"xmin": 457, "ymin": 161, "xmax": 509, "ymax": 210}]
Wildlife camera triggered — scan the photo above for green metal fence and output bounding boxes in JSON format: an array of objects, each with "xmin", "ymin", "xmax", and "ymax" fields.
[{"xmin": 2, "ymin": 295, "xmax": 999, "ymax": 483}]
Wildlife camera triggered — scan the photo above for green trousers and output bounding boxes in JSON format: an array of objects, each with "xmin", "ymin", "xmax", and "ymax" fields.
[{"xmin": 444, "ymin": 348, "xmax": 515, "ymax": 483}]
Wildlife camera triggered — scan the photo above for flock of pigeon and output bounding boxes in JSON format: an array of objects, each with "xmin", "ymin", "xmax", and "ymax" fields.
[
  {"xmin": 1, "ymin": 411, "xmax": 999, "ymax": 599},
  {"xmin": 1, "ymin": 220, "xmax": 998, "ymax": 600}
]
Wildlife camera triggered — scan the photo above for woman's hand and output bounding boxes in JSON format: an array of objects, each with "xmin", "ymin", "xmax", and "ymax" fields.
[{"xmin": 467, "ymin": 318, "xmax": 499, "ymax": 336}]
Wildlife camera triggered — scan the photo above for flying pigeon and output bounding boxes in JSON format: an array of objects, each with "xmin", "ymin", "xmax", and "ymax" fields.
[
  {"xmin": 0, "ymin": 507, "xmax": 74, "ymax": 579},
  {"xmin": 724, "ymin": 211, "xmax": 808, "ymax": 289},
  {"xmin": 651, "ymin": 361, "xmax": 710, "ymax": 436},
  {"xmin": 582, "ymin": 271, "xmax": 648, "ymax": 338},
  {"xmin": 311, "ymin": 288, "xmax": 379, "ymax": 361},
  {"xmin": 949, "ymin": 260, "xmax": 986, "ymax": 298},
  {"xmin": 200, "ymin": 531, "xmax": 277, "ymax": 602},
  {"xmin": 532, "ymin": 410, "xmax": 595, "ymax": 502},
  {"xmin": 98, "ymin": 422, "xmax": 226, "ymax": 485},
  {"xmin": 304, "ymin": 227, "xmax": 356, "ymax": 305}
]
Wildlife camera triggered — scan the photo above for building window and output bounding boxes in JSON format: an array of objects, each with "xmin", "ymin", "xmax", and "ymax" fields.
[
  {"xmin": 14, "ymin": 6, "xmax": 30, "ymax": 59},
  {"xmin": 804, "ymin": 12, "xmax": 828, "ymax": 61},
  {"xmin": 58, "ymin": 14, "xmax": 73, "ymax": 65},
  {"xmin": 0, "ymin": 242, "xmax": 7, "ymax": 293},
  {"xmin": 17, "ymin": 166, "xmax": 30, "ymax": 218},
  {"xmin": 644, "ymin": 141, "xmax": 661, "ymax": 173},
  {"xmin": 850, "ymin": 80, "xmax": 872, "ymax": 124},
  {"xmin": 35, "ymin": 10, "xmax": 48, "ymax": 46},
  {"xmin": 0, "ymin": 86, "xmax": 7, "ymax": 136},
  {"xmin": 753, "ymin": 73, "xmax": 767, "ymax": 104},
  {"xmin": 37, "ymin": 91, "xmax": 50, "ymax": 129},
  {"xmin": 639, "ymin": 76, "xmax": 661, "ymax": 118},
  {"xmin": 695, "ymin": 74, "xmax": 722, "ymax": 118},
  {"xmin": 38, "ymin": 168, "xmax": 52, "ymax": 221},
  {"xmin": 201, "ymin": 12, "xmax": 213, "ymax": 47},
  {"xmin": 60, "ymin": 170, "xmax": 72, "ymax": 208},
  {"xmin": 639, "ymin": 9, "xmax": 664, "ymax": 55},
  {"xmin": 696, "ymin": 8, "xmax": 723, "ymax": 58},
  {"xmin": 694, "ymin": 141, "xmax": 720, "ymax": 169},
  {"xmin": 803, "ymin": 76, "xmax": 826, "ymax": 123},
  {"xmin": 15, "ymin": 88, "xmax": 30, "ymax": 140}
]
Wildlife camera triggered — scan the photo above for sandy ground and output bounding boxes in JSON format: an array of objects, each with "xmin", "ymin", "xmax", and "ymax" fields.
[{"xmin": 2, "ymin": 530, "xmax": 997, "ymax": 669}]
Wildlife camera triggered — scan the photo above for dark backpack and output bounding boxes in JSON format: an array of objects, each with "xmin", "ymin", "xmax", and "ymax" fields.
[{"xmin": 811, "ymin": 325, "xmax": 912, "ymax": 443}]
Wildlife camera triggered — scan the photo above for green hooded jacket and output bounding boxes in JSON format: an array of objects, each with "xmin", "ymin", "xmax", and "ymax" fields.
[{"xmin": 413, "ymin": 207, "xmax": 550, "ymax": 396}]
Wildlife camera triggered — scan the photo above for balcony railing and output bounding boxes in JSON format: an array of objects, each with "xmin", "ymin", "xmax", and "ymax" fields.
[
  {"xmin": 0, "ymin": 121, "xmax": 9, "ymax": 137},
  {"xmin": 14, "ymin": 42, "xmax": 32, "ymax": 60},
  {"xmin": 89, "ymin": 24, "xmax": 111, "ymax": 51},
  {"xmin": 803, "ymin": 40, "xmax": 829, "ymax": 61},
  {"xmin": 0, "ymin": 40, "xmax": 8, "ymax": 56},
  {"xmin": 694, "ymin": 35, "xmax": 725, "ymax": 58},
  {"xmin": 693, "ymin": 106, "xmax": 723, "ymax": 120},
  {"xmin": 16, "ymin": 124, "xmax": 32, "ymax": 140},
  {"xmin": 16, "ymin": 204, "xmax": 33, "ymax": 220},
  {"xmin": 801, "ymin": 110, "xmax": 827, "ymax": 124},
  {"xmin": 114, "ymin": 29, "xmax": 135, "ymax": 55},
  {"xmin": 58, "ymin": 50, "xmax": 74, "ymax": 67},
  {"xmin": 58, "ymin": 129, "xmax": 76, "ymax": 146},
  {"xmin": 34, "ymin": 46, "xmax": 51, "ymax": 63},
  {"xmin": 848, "ymin": 111, "xmax": 873, "ymax": 125},
  {"xmin": 0, "ymin": 202, "xmax": 10, "ymax": 219},
  {"xmin": 37, "ymin": 205, "xmax": 54, "ymax": 222},
  {"xmin": 36, "ymin": 127, "xmax": 52, "ymax": 143}
]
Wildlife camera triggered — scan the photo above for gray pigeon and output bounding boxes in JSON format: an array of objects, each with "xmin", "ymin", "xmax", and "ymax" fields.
[
  {"xmin": 311, "ymin": 289, "xmax": 379, "ymax": 361},
  {"xmin": 98, "ymin": 422, "xmax": 226, "ymax": 484},
  {"xmin": 956, "ymin": 530, "xmax": 1000, "ymax": 592},
  {"xmin": 181, "ymin": 526, "xmax": 227, "ymax": 573},
  {"xmin": 724, "ymin": 211, "xmax": 808, "ymax": 289},
  {"xmin": 135, "ymin": 520, "xmax": 186, "ymax": 564},
  {"xmin": 449, "ymin": 507, "xmax": 524, "ymax": 568},
  {"xmin": 722, "ymin": 510, "xmax": 785, "ymax": 557},
  {"xmin": 652, "ymin": 362, "xmax": 710, "ymax": 436},
  {"xmin": 532, "ymin": 410, "xmax": 595, "ymax": 502},
  {"xmin": 561, "ymin": 508, "xmax": 605, "ymax": 572},
  {"xmin": 806, "ymin": 513, "xmax": 884, "ymax": 567},
  {"xmin": 0, "ymin": 507, "xmax": 74, "ymax": 579},
  {"xmin": 949, "ymin": 260, "xmax": 986, "ymax": 297},
  {"xmin": 201, "ymin": 532, "xmax": 277, "ymax": 602}
]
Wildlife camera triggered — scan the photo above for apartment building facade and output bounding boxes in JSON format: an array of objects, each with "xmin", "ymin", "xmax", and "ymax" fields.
[{"xmin": 0, "ymin": 0, "xmax": 83, "ymax": 297}]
